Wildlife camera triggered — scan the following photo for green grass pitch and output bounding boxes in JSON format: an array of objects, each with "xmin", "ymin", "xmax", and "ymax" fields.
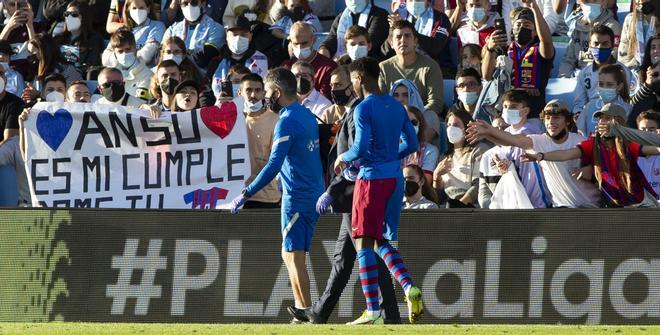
[{"xmin": 0, "ymin": 323, "xmax": 658, "ymax": 335}]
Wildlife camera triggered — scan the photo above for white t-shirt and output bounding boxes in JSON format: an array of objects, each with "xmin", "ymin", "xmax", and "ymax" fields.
[{"xmin": 528, "ymin": 132, "xmax": 600, "ymax": 208}]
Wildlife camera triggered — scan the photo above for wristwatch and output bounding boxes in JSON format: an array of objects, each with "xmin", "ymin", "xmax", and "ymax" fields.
[{"xmin": 538, "ymin": 152, "xmax": 545, "ymax": 161}]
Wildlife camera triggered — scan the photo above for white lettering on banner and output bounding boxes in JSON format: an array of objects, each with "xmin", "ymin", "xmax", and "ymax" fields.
[
  {"xmin": 224, "ymin": 240, "xmax": 264, "ymax": 316},
  {"xmin": 104, "ymin": 237, "xmax": 660, "ymax": 321},
  {"xmin": 171, "ymin": 240, "xmax": 220, "ymax": 316},
  {"xmin": 106, "ymin": 239, "xmax": 167, "ymax": 315},
  {"xmin": 24, "ymin": 102, "xmax": 250, "ymax": 209}
]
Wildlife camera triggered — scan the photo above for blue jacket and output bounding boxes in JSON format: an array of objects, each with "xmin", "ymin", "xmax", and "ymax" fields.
[
  {"xmin": 245, "ymin": 102, "xmax": 324, "ymax": 211},
  {"xmin": 343, "ymin": 94, "xmax": 419, "ymax": 180}
]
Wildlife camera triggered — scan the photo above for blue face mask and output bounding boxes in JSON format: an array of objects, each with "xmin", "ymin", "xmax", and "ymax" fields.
[
  {"xmin": 582, "ymin": 3, "xmax": 601, "ymax": 22},
  {"xmin": 467, "ymin": 7, "xmax": 486, "ymax": 23},
  {"xmin": 597, "ymin": 87, "xmax": 618, "ymax": 103},
  {"xmin": 346, "ymin": 0, "xmax": 368, "ymax": 14},
  {"xmin": 590, "ymin": 47, "xmax": 612, "ymax": 63},
  {"xmin": 406, "ymin": 1, "xmax": 427, "ymax": 17}
]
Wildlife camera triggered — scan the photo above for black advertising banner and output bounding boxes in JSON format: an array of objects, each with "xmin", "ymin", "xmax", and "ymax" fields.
[{"xmin": 1, "ymin": 209, "xmax": 659, "ymax": 324}]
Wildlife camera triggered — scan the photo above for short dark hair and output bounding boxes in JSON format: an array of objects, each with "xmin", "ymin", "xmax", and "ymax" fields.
[
  {"xmin": 264, "ymin": 67, "xmax": 298, "ymax": 97},
  {"xmin": 455, "ymin": 67, "xmax": 481, "ymax": 83},
  {"xmin": 389, "ymin": 20, "xmax": 418, "ymax": 39},
  {"xmin": 240, "ymin": 73, "xmax": 263, "ymax": 86},
  {"xmin": 229, "ymin": 64, "xmax": 252, "ymax": 78},
  {"xmin": 330, "ymin": 65, "xmax": 349, "ymax": 78},
  {"xmin": 590, "ymin": 24, "xmax": 614, "ymax": 44},
  {"xmin": 636, "ymin": 111, "xmax": 660, "ymax": 127},
  {"xmin": 501, "ymin": 89, "xmax": 530, "ymax": 107},
  {"xmin": 110, "ymin": 27, "xmax": 136, "ymax": 49},
  {"xmin": 345, "ymin": 25, "xmax": 370, "ymax": 43},
  {"xmin": 157, "ymin": 59, "xmax": 179, "ymax": 71},
  {"xmin": 43, "ymin": 73, "xmax": 66, "ymax": 87},
  {"xmin": 348, "ymin": 57, "xmax": 380, "ymax": 82}
]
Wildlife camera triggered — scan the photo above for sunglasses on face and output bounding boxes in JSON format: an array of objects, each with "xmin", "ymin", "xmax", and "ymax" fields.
[
  {"xmin": 100, "ymin": 80, "xmax": 122, "ymax": 88},
  {"xmin": 63, "ymin": 11, "xmax": 80, "ymax": 18}
]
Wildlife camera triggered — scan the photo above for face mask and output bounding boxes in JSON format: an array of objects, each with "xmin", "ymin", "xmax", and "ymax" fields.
[
  {"xmin": 163, "ymin": 54, "xmax": 183, "ymax": 65},
  {"xmin": 582, "ymin": 3, "xmax": 601, "ymax": 22},
  {"xmin": 245, "ymin": 99, "xmax": 264, "ymax": 113},
  {"xmin": 347, "ymin": 44, "xmax": 368, "ymax": 61},
  {"xmin": 406, "ymin": 1, "xmax": 427, "ymax": 17},
  {"xmin": 160, "ymin": 77, "xmax": 179, "ymax": 96},
  {"xmin": 446, "ymin": 125, "xmax": 465, "ymax": 144},
  {"xmin": 514, "ymin": 27, "xmax": 533, "ymax": 46},
  {"xmin": 293, "ymin": 46, "xmax": 313, "ymax": 60},
  {"xmin": 130, "ymin": 8, "xmax": 149, "ymax": 25},
  {"xmin": 345, "ymin": 0, "xmax": 368, "ymax": 14},
  {"xmin": 458, "ymin": 91, "xmax": 478, "ymax": 106},
  {"xmin": 0, "ymin": 77, "xmax": 5, "ymax": 94},
  {"xmin": 297, "ymin": 77, "xmax": 312, "ymax": 95},
  {"xmin": 101, "ymin": 82, "xmax": 126, "ymax": 102},
  {"xmin": 182, "ymin": 4, "xmax": 201, "ymax": 22},
  {"xmin": 466, "ymin": 7, "xmax": 486, "ymax": 23},
  {"xmin": 331, "ymin": 88, "xmax": 351, "ymax": 106},
  {"xmin": 652, "ymin": 55, "xmax": 660, "ymax": 64},
  {"xmin": 116, "ymin": 51, "xmax": 137, "ymax": 68},
  {"xmin": 590, "ymin": 47, "xmax": 612, "ymax": 63},
  {"xmin": 266, "ymin": 91, "xmax": 283, "ymax": 112},
  {"xmin": 0, "ymin": 62, "xmax": 8, "ymax": 71},
  {"xmin": 228, "ymin": 35, "xmax": 250, "ymax": 55},
  {"xmin": 502, "ymin": 108, "xmax": 523, "ymax": 125},
  {"xmin": 549, "ymin": 128, "xmax": 567, "ymax": 141},
  {"xmin": 404, "ymin": 180, "xmax": 420, "ymax": 197},
  {"xmin": 597, "ymin": 87, "xmax": 618, "ymax": 103},
  {"xmin": 65, "ymin": 16, "xmax": 81, "ymax": 31},
  {"xmin": 232, "ymin": 83, "xmax": 241, "ymax": 97},
  {"xmin": 46, "ymin": 91, "xmax": 65, "ymax": 103},
  {"xmin": 641, "ymin": 1, "xmax": 655, "ymax": 15}
]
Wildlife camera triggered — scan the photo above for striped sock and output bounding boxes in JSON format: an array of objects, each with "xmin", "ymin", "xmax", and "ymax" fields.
[
  {"xmin": 357, "ymin": 248, "xmax": 380, "ymax": 316},
  {"xmin": 377, "ymin": 242, "xmax": 413, "ymax": 294}
]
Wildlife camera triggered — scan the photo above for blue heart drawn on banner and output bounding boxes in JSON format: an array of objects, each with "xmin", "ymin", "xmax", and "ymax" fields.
[{"xmin": 36, "ymin": 109, "xmax": 73, "ymax": 151}]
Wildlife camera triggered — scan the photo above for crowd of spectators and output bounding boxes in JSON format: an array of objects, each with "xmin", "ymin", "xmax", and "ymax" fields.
[{"xmin": 0, "ymin": 0, "xmax": 659, "ymax": 209}]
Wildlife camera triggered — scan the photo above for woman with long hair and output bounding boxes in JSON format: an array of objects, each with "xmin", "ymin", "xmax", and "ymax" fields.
[
  {"xmin": 158, "ymin": 37, "xmax": 203, "ymax": 84},
  {"xmin": 577, "ymin": 64, "xmax": 632, "ymax": 136},
  {"xmin": 618, "ymin": 0, "xmax": 659, "ymax": 71},
  {"xmin": 403, "ymin": 164, "xmax": 440, "ymax": 209},
  {"xmin": 403, "ymin": 105, "xmax": 440, "ymax": 186},
  {"xmin": 53, "ymin": 0, "xmax": 104, "ymax": 78}
]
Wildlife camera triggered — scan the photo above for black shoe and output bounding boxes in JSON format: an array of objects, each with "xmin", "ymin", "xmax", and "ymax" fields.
[
  {"xmin": 290, "ymin": 317, "xmax": 306, "ymax": 324},
  {"xmin": 287, "ymin": 306, "xmax": 320, "ymax": 323},
  {"xmin": 384, "ymin": 317, "xmax": 402, "ymax": 324}
]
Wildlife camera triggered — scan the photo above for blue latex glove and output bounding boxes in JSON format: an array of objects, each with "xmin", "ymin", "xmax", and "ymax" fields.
[
  {"xmin": 230, "ymin": 194, "xmax": 248, "ymax": 214},
  {"xmin": 316, "ymin": 192, "xmax": 334, "ymax": 215}
]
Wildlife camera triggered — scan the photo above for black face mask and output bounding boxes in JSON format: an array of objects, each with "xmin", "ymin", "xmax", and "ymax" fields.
[
  {"xmin": 289, "ymin": 6, "xmax": 305, "ymax": 22},
  {"xmin": 331, "ymin": 87, "xmax": 351, "ymax": 106},
  {"xmin": 160, "ymin": 77, "xmax": 179, "ymax": 96},
  {"xmin": 297, "ymin": 77, "xmax": 312, "ymax": 95},
  {"xmin": 514, "ymin": 27, "xmax": 533, "ymax": 46},
  {"xmin": 641, "ymin": 1, "xmax": 655, "ymax": 15},
  {"xmin": 404, "ymin": 180, "xmax": 420, "ymax": 197},
  {"xmin": 101, "ymin": 82, "xmax": 125, "ymax": 102},
  {"xmin": 266, "ymin": 91, "xmax": 283, "ymax": 112},
  {"xmin": 549, "ymin": 128, "xmax": 567, "ymax": 141}
]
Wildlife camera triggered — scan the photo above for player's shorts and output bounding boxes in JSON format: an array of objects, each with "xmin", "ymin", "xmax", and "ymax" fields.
[
  {"xmin": 351, "ymin": 176, "xmax": 403, "ymax": 241},
  {"xmin": 281, "ymin": 210, "xmax": 318, "ymax": 252}
]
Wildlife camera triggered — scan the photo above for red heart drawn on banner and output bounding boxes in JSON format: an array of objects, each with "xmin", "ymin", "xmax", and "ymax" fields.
[{"xmin": 199, "ymin": 102, "xmax": 237, "ymax": 139}]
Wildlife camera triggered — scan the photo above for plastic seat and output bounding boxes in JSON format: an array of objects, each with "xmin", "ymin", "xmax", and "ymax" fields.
[
  {"xmin": 443, "ymin": 79, "xmax": 455, "ymax": 109},
  {"xmin": 551, "ymin": 44, "xmax": 567, "ymax": 78},
  {"xmin": 0, "ymin": 165, "xmax": 18, "ymax": 206},
  {"xmin": 545, "ymin": 78, "xmax": 577, "ymax": 105}
]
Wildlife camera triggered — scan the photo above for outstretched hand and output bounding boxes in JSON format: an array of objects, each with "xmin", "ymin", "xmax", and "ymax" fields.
[{"xmin": 465, "ymin": 119, "xmax": 492, "ymax": 144}]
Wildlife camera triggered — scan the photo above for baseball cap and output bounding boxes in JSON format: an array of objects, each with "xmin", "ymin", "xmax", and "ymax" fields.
[
  {"xmin": 226, "ymin": 15, "xmax": 251, "ymax": 32},
  {"xmin": 173, "ymin": 80, "xmax": 199, "ymax": 95},
  {"xmin": 593, "ymin": 103, "xmax": 626, "ymax": 120},
  {"xmin": 512, "ymin": 7, "xmax": 534, "ymax": 23}
]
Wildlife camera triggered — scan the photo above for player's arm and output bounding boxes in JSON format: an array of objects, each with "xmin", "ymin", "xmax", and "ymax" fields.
[
  {"xmin": 398, "ymin": 116, "xmax": 419, "ymax": 159},
  {"xmin": 641, "ymin": 146, "xmax": 660, "ymax": 156},
  {"xmin": 523, "ymin": 148, "xmax": 582, "ymax": 162},
  {"xmin": 244, "ymin": 120, "xmax": 294, "ymax": 197},
  {"xmin": 341, "ymin": 106, "xmax": 370, "ymax": 163},
  {"xmin": 466, "ymin": 119, "xmax": 534, "ymax": 149}
]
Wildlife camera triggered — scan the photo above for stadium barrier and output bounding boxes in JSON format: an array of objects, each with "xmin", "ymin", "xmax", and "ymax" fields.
[{"xmin": 1, "ymin": 208, "xmax": 659, "ymax": 324}]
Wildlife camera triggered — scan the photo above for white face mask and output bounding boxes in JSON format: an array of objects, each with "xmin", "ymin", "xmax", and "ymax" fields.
[
  {"xmin": 65, "ymin": 16, "xmax": 81, "ymax": 31},
  {"xmin": 46, "ymin": 90, "xmax": 65, "ymax": 103},
  {"xmin": 293, "ymin": 46, "xmax": 313, "ymax": 60},
  {"xmin": 130, "ymin": 8, "xmax": 149, "ymax": 25},
  {"xmin": 582, "ymin": 3, "xmax": 601, "ymax": 22},
  {"xmin": 228, "ymin": 35, "xmax": 250, "ymax": 55},
  {"xmin": 345, "ymin": 0, "xmax": 368, "ymax": 14},
  {"xmin": 116, "ymin": 51, "xmax": 137, "ymax": 68},
  {"xmin": 182, "ymin": 4, "xmax": 201, "ymax": 22},
  {"xmin": 458, "ymin": 91, "xmax": 478, "ymax": 106},
  {"xmin": 502, "ymin": 108, "xmax": 523, "ymax": 126},
  {"xmin": 347, "ymin": 44, "xmax": 368, "ymax": 61},
  {"xmin": 0, "ymin": 77, "xmax": 6, "ymax": 94},
  {"xmin": 446, "ymin": 125, "xmax": 465, "ymax": 144},
  {"xmin": 406, "ymin": 0, "xmax": 427, "ymax": 17},
  {"xmin": 245, "ymin": 99, "xmax": 264, "ymax": 113},
  {"xmin": 163, "ymin": 53, "xmax": 184, "ymax": 65}
]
